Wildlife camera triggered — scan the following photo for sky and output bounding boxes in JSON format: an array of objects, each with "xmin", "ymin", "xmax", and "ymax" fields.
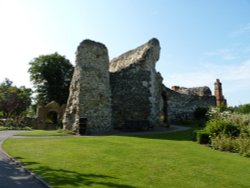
[{"xmin": 0, "ymin": 0, "xmax": 250, "ymax": 106}]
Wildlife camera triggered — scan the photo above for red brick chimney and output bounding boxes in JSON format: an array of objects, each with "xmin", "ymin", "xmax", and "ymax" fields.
[{"xmin": 214, "ymin": 79, "xmax": 226, "ymax": 106}]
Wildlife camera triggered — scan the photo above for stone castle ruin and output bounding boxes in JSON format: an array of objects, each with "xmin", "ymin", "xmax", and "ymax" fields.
[{"xmin": 63, "ymin": 38, "xmax": 225, "ymax": 134}]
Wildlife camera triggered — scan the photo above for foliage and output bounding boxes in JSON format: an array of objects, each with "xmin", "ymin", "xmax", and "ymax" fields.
[
  {"xmin": 237, "ymin": 133, "xmax": 250, "ymax": 157},
  {"xmin": 0, "ymin": 125, "xmax": 32, "ymax": 131},
  {"xmin": 4, "ymin": 130, "xmax": 250, "ymax": 188},
  {"xmin": 28, "ymin": 53, "xmax": 74, "ymax": 105},
  {"xmin": 234, "ymin": 103, "xmax": 250, "ymax": 114},
  {"xmin": 0, "ymin": 117, "xmax": 33, "ymax": 130},
  {"xmin": 211, "ymin": 133, "xmax": 250, "ymax": 157},
  {"xmin": 210, "ymin": 134, "xmax": 238, "ymax": 152},
  {"xmin": 198, "ymin": 106, "xmax": 250, "ymax": 157},
  {"xmin": 0, "ymin": 78, "xmax": 32, "ymax": 118},
  {"xmin": 195, "ymin": 129, "xmax": 210, "ymax": 144},
  {"xmin": 205, "ymin": 119, "xmax": 240, "ymax": 137}
]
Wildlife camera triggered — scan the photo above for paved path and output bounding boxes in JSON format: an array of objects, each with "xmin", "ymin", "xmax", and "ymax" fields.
[{"xmin": 0, "ymin": 131, "xmax": 48, "ymax": 188}]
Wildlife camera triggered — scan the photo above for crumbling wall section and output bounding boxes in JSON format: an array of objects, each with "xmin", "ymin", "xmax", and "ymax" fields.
[{"xmin": 110, "ymin": 38, "xmax": 162, "ymax": 129}]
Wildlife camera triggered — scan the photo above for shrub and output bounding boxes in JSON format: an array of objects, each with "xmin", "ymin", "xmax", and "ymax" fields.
[
  {"xmin": 207, "ymin": 107, "xmax": 231, "ymax": 120},
  {"xmin": 195, "ymin": 130, "xmax": 210, "ymax": 144},
  {"xmin": 231, "ymin": 114, "xmax": 250, "ymax": 127},
  {"xmin": 0, "ymin": 125, "xmax": 32, "ymax": 131},
  {"xmin": 205, "ymin": 119, "xmax": 240, "ymax": 137},
  {"xmin": 211, "ymin": 134, "xmax": 238, "ymax": 152},
  {"xmin": 200, "ymin": 108, "xmax": 250, "ymax": 157},
  {"xmin": 237, "ymin": 133, "xmax": 250, "ymax": 157}
]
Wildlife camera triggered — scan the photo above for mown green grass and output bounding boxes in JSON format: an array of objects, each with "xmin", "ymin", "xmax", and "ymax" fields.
[{"xmin": 3, "ymin": 129, "xmax": 250, "ymax": 188}]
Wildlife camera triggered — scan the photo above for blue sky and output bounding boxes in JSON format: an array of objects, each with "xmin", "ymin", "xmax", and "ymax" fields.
[{"xmin": 0, "ymin": 0, "xmax": 250, "ymax": 106}]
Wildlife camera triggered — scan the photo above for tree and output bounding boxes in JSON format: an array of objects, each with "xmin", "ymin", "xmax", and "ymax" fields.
[
  {"xmin": 28, "ymin": 53, "xmax": 74, "ymax": 105},
  {"xmin": 235, "ymin": 104, "xmax": 250, "ymax": 114},
  {"xmin": 0, "ymin": 79, "xmax": 32, "ymax": 118}
]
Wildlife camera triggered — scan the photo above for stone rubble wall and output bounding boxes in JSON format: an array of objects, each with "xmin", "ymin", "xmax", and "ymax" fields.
[
  {"xmin": 110, "ymin": 38, "xmax": 162, "ymax": 128},
  {"xmin": 171, "ymin": 86, "xmax": 212, "ymax": 96},
  {"xmin": 163, "ymin": 86, "xmax": 216, "ymax": 122},
  {"xmin": 63, "ymin": 40, "xmax": 112, "ymax": 134},
  {"xmin": 63, "ymin": 37, "xmax": 218, "ymax": 134}
]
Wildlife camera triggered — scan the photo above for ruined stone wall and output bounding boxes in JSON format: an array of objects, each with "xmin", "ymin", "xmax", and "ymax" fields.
[
  {"xmin": 62, "ymin": 37, "xmax": 219, "ymax": 133},
  {"xmin": 109, "ymin": 38, "xmax": 162, "ymax": 128},
  {"xmin": 171, "ymin": 86, "xmax": 212, "ymax": 96},
  {"xmin": 163, "ymin": 86, "xmax": 216, "ymax": 122},
  {"xmin": 63, "ymin": 40, "xmax": 112, "ymax": 134}
]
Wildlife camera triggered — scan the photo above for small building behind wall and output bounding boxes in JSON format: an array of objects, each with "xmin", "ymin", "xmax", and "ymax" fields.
[{"xmin": 36, "ymin": 101, "xmax": 65, "ymax": 129}]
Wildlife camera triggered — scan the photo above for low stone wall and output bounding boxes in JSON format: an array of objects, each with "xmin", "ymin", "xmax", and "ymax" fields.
[{"xmin": 163, "ymin": 86, "xmax": 216, "ymax": 122}]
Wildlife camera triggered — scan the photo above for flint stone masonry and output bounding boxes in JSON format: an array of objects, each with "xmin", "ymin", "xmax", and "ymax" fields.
[
  {"xmin": 171, "ymin": 86, "xmax": 212, "ymax": 96},
  {"xmin": 110, "ymin": 38, "xmax": 163, "ymax": 129},
  {"xmin": 163, "ymin": 86, "xmax": 216, "ymax": 122},
  {"xmin": 63, "ymin": 40, "xmax": 112, "ymax": 134},
  {"xmin": 62, "ymin": 38, "xmax": 222, "ymax": 134}
]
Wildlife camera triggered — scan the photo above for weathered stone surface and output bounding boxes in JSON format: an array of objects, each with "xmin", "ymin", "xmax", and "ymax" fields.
[
  {"xmin": 171, "ymin": 86, "xmax": 212, "ymax": 96},
  {"xmin": 163, "ymin": 86, "xmax": 216, "ymax": 122},
  {"xmin": 63, "ymin": 39, "xmax": 112, "ymax": 134},
  {"xmin": 110, "ymin": 38, "xmax": 163, "ymax": 129},
  {"xmin": 62, "ymin": 37, "xmax": 220, "ymax": 134}
]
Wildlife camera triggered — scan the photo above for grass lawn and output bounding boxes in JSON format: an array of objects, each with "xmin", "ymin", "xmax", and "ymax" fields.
[{"xmin": 3, "ymin": 129, "xmax": 250, "ymax": 188}]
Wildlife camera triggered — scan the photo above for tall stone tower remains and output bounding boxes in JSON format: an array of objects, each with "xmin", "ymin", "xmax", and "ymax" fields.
[
  {"xmin": 63, "ymin": 40, "xmax": 112, "ymax": 134},
  {"xmin": 214, "ymin": 79, "xmax": 226, "ymax": 106}
]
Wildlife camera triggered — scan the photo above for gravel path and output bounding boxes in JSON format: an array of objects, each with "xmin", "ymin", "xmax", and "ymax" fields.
[{"xmin": 0, "ymin": 131, "xmax": 48, "ymax": 188}]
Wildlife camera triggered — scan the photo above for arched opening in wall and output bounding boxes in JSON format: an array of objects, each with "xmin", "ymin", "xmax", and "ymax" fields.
[
  {"xmin": 46, "ymin": 111, "xmax": 58, "ymax": 126},
  {"xmin": 160, "ymin": 92, "xmax": 168, "ymax": 124}
]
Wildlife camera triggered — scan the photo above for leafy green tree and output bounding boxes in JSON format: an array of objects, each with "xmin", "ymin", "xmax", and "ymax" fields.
[
  {"xmin": 235, "ymin": 104, "xmax": 250, "ymax": 114},
  {"xmin": 0, "ymin": 79, "xmax": 32, "ymax": 118},
  {"xmin": 28, "ymin": 53, "xmax": 74, "ymax": 105}
]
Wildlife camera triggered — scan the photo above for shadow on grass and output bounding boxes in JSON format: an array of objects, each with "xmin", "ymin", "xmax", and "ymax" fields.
[
  {"xmin": 124, "ymin": 129, "xmax": 195, "ymax": 142},
  {"xmin": 14, "ymin": 157, "xmax": 136, "ymax": 188}
]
